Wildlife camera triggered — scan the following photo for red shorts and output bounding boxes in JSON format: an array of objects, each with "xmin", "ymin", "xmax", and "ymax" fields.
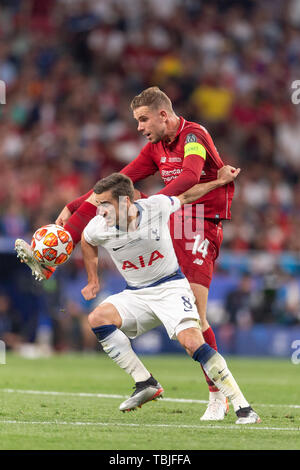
[{"xmin": 169, "ymin": 214, "xmax": 223, "ymax": 289}]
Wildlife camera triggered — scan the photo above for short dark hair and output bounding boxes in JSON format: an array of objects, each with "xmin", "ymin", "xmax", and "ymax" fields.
[
  {"xmin": 93, "ymin": 173, "xmax": 134, "ymax": 202},
  {"xmin": 130, "ymin": 86, "xmax": 173, "ymax": 112}
]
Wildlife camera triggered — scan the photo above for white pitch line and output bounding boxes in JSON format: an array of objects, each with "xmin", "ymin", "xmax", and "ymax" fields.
[
  {"xmin": 1, "ymin": 388, "xmax": 300, "ymax": 409},
  {"xmin": 0, "ymin": 419, "xmax": 299, "ymax": 432},
  {"xmin": 1, "ymin": 389, "xmax": 126, "ymax": 399},
  {"xmin": 0, "ymin": 388, "xmax": 207, "ymax": 403}
]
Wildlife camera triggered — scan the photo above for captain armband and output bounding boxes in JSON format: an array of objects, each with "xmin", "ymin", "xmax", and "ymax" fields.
[{"xmin": 184, "ymin": 142, "xmax": 207, "ymax": 160}]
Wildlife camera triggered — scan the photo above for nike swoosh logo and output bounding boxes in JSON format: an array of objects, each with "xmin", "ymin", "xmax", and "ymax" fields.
[
  {"xmin": 112, "ymin": 244, "xmax": 127, "ymax": 251},
  {"xmin": 112, "ymin": 238, "xmax": 143, "ymax": 251}
]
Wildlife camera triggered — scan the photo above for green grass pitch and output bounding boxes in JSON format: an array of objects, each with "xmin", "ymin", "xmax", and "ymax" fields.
[{"xmin": 0, "ymin": 352, "xmax": 299, "ymax": 450}]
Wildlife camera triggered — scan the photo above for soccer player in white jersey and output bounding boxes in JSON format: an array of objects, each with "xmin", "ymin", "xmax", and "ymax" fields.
[{"xmin": 81, "ymin": 169, "xmax": 261, "ymax": 424}]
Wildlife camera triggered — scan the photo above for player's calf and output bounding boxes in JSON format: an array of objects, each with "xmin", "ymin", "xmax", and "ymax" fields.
[
  {"xmin": 90, "ymin": 312, "xmax": 163, "ymax": 412},
  {"xmin": 177, "ymin": 325, "xmax": 260, "ymax": 424},
  {"xmin": 177, "ymin": 323, "xmax": 229, "ymax": 420},
  {"xmin": 192, "ymin": 344, "xmax": 261, "ymax": 424}
]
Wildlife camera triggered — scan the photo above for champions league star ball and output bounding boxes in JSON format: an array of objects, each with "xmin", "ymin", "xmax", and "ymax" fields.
[{"xmin": 31, "ymin": 224, "xmax": 74, "ymax": 267}]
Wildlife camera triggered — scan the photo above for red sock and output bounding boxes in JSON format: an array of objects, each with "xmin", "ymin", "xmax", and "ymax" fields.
[
  {"xmin": 201, "ymin": 327, "xmax": 219, "ymax": 392},
  {"xmin": 65, "ymin": 201, "xmax": 97, "ymax": 245},
  {"xmin": 203, "ymin": 326, "xmax": 218, "ymax": 352}
]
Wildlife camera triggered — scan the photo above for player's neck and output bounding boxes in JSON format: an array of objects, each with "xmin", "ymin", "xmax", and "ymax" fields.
[{"xmin": 164, "ymin": 114, "xmax": 181, "ymax": 144}]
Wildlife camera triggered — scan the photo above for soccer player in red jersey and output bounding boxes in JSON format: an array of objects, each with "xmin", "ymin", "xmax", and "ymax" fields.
[
  {"xmin": 16, "ymin": 87, "xmax": 236, "ymax": 421},
  {"xmin": 123, "ymin": 88, "xmax": 235, "ymax": 420}
]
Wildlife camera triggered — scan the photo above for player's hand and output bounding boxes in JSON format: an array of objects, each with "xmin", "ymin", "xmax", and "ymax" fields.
[
  {"xmin": 217, "ymin": 165, "xmax": 241, "ymax": 185},
  {"xmin": 55, "ymin": 206, "xmax": 71, "ymax": 227},
  {"xmin": 81, "ymin": 281, "xmax": 100, "ymax": 300},
  {"xmin": 86, "ymin": 192, "xmax": 101, "ymax": 206}
]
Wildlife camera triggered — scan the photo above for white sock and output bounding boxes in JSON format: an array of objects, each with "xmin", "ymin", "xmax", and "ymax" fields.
[
  {"xmin": 100, "ymin": 329, "xmax": 151, "ymax": 383},
  {"xmin": 203, "ymin": 352, "xmax": 249, "ymax": 411}
]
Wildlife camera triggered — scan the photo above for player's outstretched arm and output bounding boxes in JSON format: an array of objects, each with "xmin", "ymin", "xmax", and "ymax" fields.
[
  {"xmin": 81, "ymin": 233, "xmax": 100, "ymax": 300},
  {"xmin": 55, "ymin": 205, "xmax": 72, "ymax": 227},
  {"xmin": 55, "ymin": 191, "xmax": 100, "ymax": 227},
  {"xmin": 177, "ymin": 165, "xmax": 240, "ymax": 206}
]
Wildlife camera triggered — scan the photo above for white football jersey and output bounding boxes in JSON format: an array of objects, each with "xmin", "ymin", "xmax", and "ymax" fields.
[{"xmin": 83, "ymin": 195, "xmax": 182, "ymax": 288}]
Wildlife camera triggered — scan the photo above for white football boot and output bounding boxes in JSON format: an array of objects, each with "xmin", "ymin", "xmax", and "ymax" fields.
[
  {"xmin": 200, "ymin": 395, "xmax": 229, "ymax": 421},
  {"xmin": 235, "ymin": 406, "xmax": 261, "ymax": 424},
  {"xmin": 15, "ymin": 239, "xmax": 55, "ymax": 281},
  {"xmin": 120, "ymin": 376, "xmax": 164, "ymax": 412}
]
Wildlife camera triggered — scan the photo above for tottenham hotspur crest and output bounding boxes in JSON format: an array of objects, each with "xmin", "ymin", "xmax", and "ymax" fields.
[{"xmin": 151, "ymin": 228, "xmax": 160, "ymax": 241}]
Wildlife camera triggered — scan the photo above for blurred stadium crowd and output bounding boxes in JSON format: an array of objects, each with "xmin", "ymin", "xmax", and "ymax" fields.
[{"xmin": 1, "ymin": 0, "xmax": 300, "ymax": 353}]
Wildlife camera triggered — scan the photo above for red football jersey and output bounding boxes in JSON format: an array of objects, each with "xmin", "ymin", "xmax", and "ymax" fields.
[
  {"xmin": 120, "ymin": 116, "xmax": 234, "ymax": 219},
  {"xmin": 67, "ymin": 116, "xmax": 235, "ymax": 219}
]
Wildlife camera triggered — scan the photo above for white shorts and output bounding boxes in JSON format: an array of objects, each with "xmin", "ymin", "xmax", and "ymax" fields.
[{"xmin": 100, "ymin": 278, "xmax": 200, "ymax": 340}]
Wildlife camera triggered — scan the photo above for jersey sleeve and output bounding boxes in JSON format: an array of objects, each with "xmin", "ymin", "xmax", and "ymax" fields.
[
  {"xmin": 120, "ymin": 143, "xmax": 158, "ymax": 182},
  {"xmin": 157, "ymin": 159, "xmax": 204, "ymax": 196},
  {"xmin": 166, "ymin": 196, "xmax": 181, "ymax": 214},
  {"xmin": 66, "ymin": 189, "xmax": 94, "ymax": 213},
  {"xmin": 157, "ymin": 130, "xmax": 207, "ymax": 196},
  {"xmin": 145, "ymin": 194, "xmax": 181, "ymax": 217},
  {"xmin": 83, "ymin": 215, "xmax": 107, "ymax": 247},
  {"xmin": 183, "ymin": 131, "xmax": 208, "ymax": 161}
]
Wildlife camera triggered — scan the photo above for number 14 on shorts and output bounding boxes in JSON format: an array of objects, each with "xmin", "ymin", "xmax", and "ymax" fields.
[{"xmin": 191, "ymin": 235, "xmax": 210, "ymax": 258}]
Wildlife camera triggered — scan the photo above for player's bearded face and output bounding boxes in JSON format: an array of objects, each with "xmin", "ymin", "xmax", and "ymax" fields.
[{"xmin": 134, "ymin": 106, "xmax": 166, "ymax": 143}]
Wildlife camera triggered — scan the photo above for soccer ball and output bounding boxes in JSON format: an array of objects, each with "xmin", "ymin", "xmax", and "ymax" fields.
[{"xmin": 31, "ymin": 224, "xmax": 74, "ymax": 267}]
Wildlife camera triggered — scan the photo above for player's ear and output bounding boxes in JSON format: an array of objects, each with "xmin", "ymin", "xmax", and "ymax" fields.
[{"xmin": 159, "ymin": 109, "xmax": 168, "ymax": 121}]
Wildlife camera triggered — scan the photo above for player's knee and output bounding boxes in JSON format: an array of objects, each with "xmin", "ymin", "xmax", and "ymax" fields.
[
  {"xmin": 88, "ymin": 309, "xmax": 105, "ymax": 328},
  {"xmin": 176, "ymin": 322, "xmax": 204, "ymax": 357},
  {"xmin": 88, "ymin": 303, "xmax": 120, "ymax": 329}
]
